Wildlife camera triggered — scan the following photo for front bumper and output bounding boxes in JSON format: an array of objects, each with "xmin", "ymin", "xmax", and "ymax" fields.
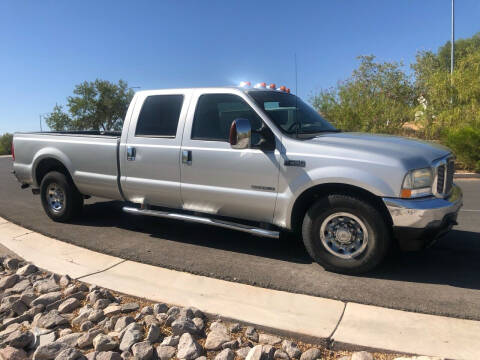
[{"xmin": 383, "ymin": 184, "xmax": 463, "ymax": 250}]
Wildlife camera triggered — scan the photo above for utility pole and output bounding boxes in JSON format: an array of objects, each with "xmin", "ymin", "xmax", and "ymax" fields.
[
  {"xmin": 39, "ymin": 114, "xmax": 43, "ymax": 132},
  {"xmin": 451, "ymin": 0, "xmax": 455, "ymax": 75}
]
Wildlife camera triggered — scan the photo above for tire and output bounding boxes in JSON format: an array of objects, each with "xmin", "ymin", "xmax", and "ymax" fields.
[
  {"xmin": 40, "ymin": 171, "xmax": 83, "ymax": 222},
  {"xmin": 302, "ymin": 194, "xmax": 391, "ymax": 274}
]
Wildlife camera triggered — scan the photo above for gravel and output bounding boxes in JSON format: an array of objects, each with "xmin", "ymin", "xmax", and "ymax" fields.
[{"xmin": 0, "ymin": 256, "xmax": 424, "ymax": 360}]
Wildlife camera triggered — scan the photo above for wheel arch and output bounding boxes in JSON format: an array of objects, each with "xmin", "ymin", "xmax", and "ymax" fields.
[
  {"xmin": 34, "ymin": 157, "xmax": 75, "ymax": 189},
  {"xmin": 289, "ymin": 183, "xmax": 393, "ymax": 233}
]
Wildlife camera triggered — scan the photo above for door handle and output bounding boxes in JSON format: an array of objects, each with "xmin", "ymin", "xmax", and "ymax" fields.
[
  {"xmin": 182, "ymin": 150, "xmax": 192, "ymax": 165},
  {"xmin": 127, "ymin": 146, "xmax": 136, "ymax": 161}
]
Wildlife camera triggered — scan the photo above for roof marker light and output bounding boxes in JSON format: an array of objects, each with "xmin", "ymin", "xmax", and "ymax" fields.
[
  {"xmin": 239, "ymin": 81, "xmax": 251, "ymax": 87},
  {"xmin": 254, "ymin": 82, "xmax": 267, "ymax": 88},
  {"xmin": 279, "ymin": 85, "xmax": 287, "ymax": 92},
  {"xmin": 269, "ymin": 83, "xmax": 276, "ymax": 89},
  {"xmin": 286, "ymin": 88, "xmax": 291, "ymax": 93}
]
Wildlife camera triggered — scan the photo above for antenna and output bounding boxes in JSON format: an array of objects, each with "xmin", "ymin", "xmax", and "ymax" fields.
[{"xmin": 294, "ymin": 53, "xmax": 300, "ymax": 137}]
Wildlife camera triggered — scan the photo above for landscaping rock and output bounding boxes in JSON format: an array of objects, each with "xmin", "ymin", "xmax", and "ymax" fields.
[
  {"xmin": 236, "ymin": 347, "xmax": 251, "ymax": 359},
  {"xmin": 131, "ymin": 341, "xmax": 153, "ymax": 360},
  {"xmin": 54, "ymin": 348, "xmax": 84, "ymax": 360},
  {"xmin": 299, "ymin": 348, "xmax": 322, "ymax": 360},
  {"xmin": 153, "ymin": 304, "xmax": 168, "ymax": 315},
  {"xmin": 156, "ymin": 345, "xmax": 176, "ymax": 360},
  {"xmin": 32, "ymin": 293, "xmax": 62, "ymax": 307},
  {"xmin": 3, "ymin": 259, "xmax": 20, "ymax": 271},
  {"xmin": 80, "ymin": 321, "xmax": 94, "ymax": 332},
  {"xmin": 121, "ymin": 303, "xmax": 139, "ymax": 313},
  {"xmin": 0, "ymin": 345, "xmax": 27, "ymax": 360},
  {"xmin": 119, "ymin": 324, "xmax": 143, "ymax": 352},
  {"xmin": 0, "ymin": 275, "xmax": 19, "ymax": 291},
  {"xmin": 205, "ymin": 327, "xmax": 231, "ymax": 351},
  {"xmin": 160, "ymin": 335, "xmax": 179, "ymax": 347},
  {"xmin": 245, "ymin": 345, "xmax": 262, "ymax": 360},
  {"xmin": 58, "ymin": 329, "xmax": 72, "ymax": 337},
  {"xmin": 94, "ymin": 300, "xmax": 110, "ymax": 310},
  {"xmin": 55, "ymin": 333, "xmax": 84, "ymax": 348},
  {"xmin": 93, "ymin": 335, "xmax": 118, "ymax": 352},
  {"xmin": 77, "ymin": 329, "xmax": 103, "ymax": 349},
  {"xmin": 58, "ymin": 276, "xmax": 71, "ymax": 288},
  {"xmin": 36, "ymin": 311, "xmax": 68, "ymax": 329},
  {"xmin": 351, "ymin": 352, "xmax": 373, "ymax": 360},
  {"xmin": 88, "ymin": 310, "xmax": 104, "ymax": 323},
  {"xmin": 96, "ymin": 352, "xmax": 122, "ymax": 360},
  {"xmin": 171, "ymin": 317, "xmax": 198, "ymax": 335},
  {"xmin": 114, "ymin": 316, "xmax": 134, "ymax": 332},
  {"xmin": 274, "ymin": 350, "xmax": 289, "ymax": 360},
  {"xmin": 215, "ymin": 349, "xmax": 235, "ymax": 360},
  {"xmin": 33, "ymin": 279, "xmax": 60, "ymax": 294},
  {"xmin": 282, "ymin": 340, "xmax": 301, "ymax": 359},
  {"xmin": 145, "ymin": 324, "xmax": 160, "ymax": 343},
  {"xmin": 245, "ymin": 327, "xmax": 258, "ymax": 343},
  {"xmin": 176, "ymin": 333, "xmax": 202, "ymax": 360},
  {"xmin": 103, "ymin": 305, "xmax": 122, "ymax": 317},
  {"xmin": 58, "ymin": 299, "xmax": 80, "ymax": 314},
  {"xmin": 33, "ymin": 342, "xmax": 69, "ymax": 360},
  {"xmin": 4, "ymin": 330, "xmax": 34, "ymax": 349},
  {"xmin": 259, "ymin": 334, "xmax": 281, "ymax": 346}
]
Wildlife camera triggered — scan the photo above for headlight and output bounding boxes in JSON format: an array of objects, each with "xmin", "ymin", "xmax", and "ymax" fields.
[{"xmin": 401, "ymin": 168, "xmax": 433, "ymax": 198}]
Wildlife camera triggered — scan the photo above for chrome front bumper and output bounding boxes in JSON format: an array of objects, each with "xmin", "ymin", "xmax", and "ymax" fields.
[{"xmin": 383, "ymin": 184, "xmax": 463, "ymax": 229}]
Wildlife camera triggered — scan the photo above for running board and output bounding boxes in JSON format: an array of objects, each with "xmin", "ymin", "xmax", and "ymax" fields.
[{"xmin": 122, "ymin": 207, "xmax": 280, "ymax": 239}]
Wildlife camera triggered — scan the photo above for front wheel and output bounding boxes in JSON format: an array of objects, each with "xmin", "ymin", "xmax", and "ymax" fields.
[
  {"xmin": 302, "ymin": 194, "xmax": 391, "ymax": 274},
  {"xmin": 40, "ymin": 171, "xmax": 84, "ymax": 222}
]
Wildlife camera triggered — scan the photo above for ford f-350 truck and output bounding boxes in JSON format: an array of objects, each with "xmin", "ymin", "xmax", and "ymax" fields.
[{"xmin": 12, "ymin": 85, "xmax": 463, "ymax": 274}]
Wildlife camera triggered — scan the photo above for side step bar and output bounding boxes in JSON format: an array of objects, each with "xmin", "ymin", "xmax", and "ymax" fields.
[{"xmin": 122, "ymin": 207, "xmax": 280, "ymax": 239}]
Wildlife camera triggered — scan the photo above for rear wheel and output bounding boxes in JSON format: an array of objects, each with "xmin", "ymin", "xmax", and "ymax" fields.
[
  {"xmin": 302, "ymin": 194, "xmax": 391, "ymax": 274},
  {"xmin": 40, "ymin": 171, "xmax": 83, "ymax": 222}
]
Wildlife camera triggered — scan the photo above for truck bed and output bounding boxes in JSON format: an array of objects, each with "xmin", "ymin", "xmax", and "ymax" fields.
[{"xmin": 13, "ymin": 131, "xmax": 123, "ymax": 200}]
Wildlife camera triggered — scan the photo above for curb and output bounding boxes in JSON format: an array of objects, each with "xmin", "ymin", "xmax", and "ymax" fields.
[
  {"xmin": 1, "ymin": 217, "xmax": 479, "ymax": 360},
  {"xmin": 454, "ymin": 172, "xmax": 480, "ymax": 179}
]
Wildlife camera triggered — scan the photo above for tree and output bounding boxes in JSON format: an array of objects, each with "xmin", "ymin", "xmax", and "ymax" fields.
[
  {"xmin": 0, "ymin": 133, "xmax": 13, "ymax": 155},
  {"xmin": 310, "ymin": 55, "xmax": 415, "ymax": 134},
  {"xmin": 45, "ymin": 79, "xmax": 135, "ymax": 131}
]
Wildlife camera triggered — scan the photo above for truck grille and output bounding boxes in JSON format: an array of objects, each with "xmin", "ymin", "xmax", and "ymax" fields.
[{"xmin": 435, "ymin": 158, "xmax": 454, "ymax": 196}]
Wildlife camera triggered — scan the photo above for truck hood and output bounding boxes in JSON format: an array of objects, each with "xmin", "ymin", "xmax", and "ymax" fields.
[{"xmin": 306, "ymin": 132, "xmax": 451, "ymax": 169}]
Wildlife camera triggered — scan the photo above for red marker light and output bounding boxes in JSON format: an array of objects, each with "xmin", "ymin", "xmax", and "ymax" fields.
[
  {"xmin": 279, "ymin": 85, "xmax": 286, "ymax": 92},
  {"xmin": 269, "ymin": 83, "xmax": 276, "ymax": 89},
  {"xmin": 11, "ymin": 142, "xmax": 14, "ymax": 161}
]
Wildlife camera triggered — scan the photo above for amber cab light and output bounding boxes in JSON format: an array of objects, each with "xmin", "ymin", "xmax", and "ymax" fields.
[{"xmin": 269, "ymin": 83, "xmax": 276, "ymax": 89}]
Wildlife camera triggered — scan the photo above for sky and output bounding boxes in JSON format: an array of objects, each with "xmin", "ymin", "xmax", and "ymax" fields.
[{"xmin": 0, "ymin": 0, "xmax": 479, "ymax": 134}]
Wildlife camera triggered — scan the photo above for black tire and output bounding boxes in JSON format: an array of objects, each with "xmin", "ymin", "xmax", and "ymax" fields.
[
  {"xmin": 40, "ymin": 171, "xmax": 83, "ymax": 222},
  {"xmin": 302, "ymin": 194, "xmax": 391, "ymax": 274}
]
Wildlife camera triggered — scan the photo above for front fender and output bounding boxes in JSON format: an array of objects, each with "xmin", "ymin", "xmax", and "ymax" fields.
[{"xmin": 273, "ymin": 166, "xmax": 399, "ymax": 229}]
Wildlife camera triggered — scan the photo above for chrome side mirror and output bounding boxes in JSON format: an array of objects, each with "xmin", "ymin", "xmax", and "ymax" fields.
[{"xmin": 229, "ymin": 118, "xmax": 251, "ymax": 149}]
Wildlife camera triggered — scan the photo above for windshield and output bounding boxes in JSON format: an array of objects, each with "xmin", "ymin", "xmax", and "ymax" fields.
[{"xmin": 248, "ymin": 91, "xmax": 337, "ymax": 135}]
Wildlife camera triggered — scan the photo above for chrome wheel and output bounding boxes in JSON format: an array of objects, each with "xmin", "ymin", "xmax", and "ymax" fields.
[
  {"xmin": 46, "ymin": 183, "xmax": 65, "ymax": 213},
  {"xmin": 320, "ymin": 212, "xmax": 368, "ymax": 259}
]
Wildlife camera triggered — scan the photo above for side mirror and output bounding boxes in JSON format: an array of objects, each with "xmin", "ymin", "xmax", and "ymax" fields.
[{"xmin": 229, "ymin": 118, "xmax": 251, "ymax": 149}]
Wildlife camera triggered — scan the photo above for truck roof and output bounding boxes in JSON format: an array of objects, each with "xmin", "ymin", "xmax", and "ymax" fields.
[{"xmin": 135, "ymin": 87, "xmax": 293, "ymax": 95}]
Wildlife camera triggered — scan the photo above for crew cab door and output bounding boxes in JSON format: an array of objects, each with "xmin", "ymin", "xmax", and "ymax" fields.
[
  {"xmin": 121, "ymin": 90, "xmax": 191, "ymax": 207},
  {"xmin": 180, "ymin": 90, "xmax": 280, "ymax": 223}
]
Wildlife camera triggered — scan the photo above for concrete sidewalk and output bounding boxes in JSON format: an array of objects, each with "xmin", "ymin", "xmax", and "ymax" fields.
[{"xmin": 0, "ymin": 217, "xmax": 479, "ymax": 360}]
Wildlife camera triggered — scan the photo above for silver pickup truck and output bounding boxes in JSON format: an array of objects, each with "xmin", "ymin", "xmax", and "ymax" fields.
[{"xmin": 12, "ymin": 85, "xmax": 463, "ymax": 273}]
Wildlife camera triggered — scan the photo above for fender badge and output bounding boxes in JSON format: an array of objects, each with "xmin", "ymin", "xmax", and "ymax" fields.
[{"xmin": 284, "ymin": 160, "xmax": 306, "ymax": 167}]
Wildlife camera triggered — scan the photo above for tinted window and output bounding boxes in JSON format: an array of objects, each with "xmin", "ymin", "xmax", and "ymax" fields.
[
  {"xmin": 248, "ymin": 91, "xmax": 337, "ymax": 135},
  {"xmin": 135, "ymin": 95, "xmax": 184, "ymax": 137},
  {"xmin": 192, "ymin": 94, "xmax": 262, "ymax": 142}
]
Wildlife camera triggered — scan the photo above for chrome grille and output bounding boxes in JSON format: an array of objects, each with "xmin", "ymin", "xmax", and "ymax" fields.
[
  {"xmin": 437, "ymin": 164, "xmax": 445, "ymax": 194},
  {"xmin": 434, "ymin": 157, "xmax": 454, "ymax": 197},
  {"xmin": 446, "ymin": 160, "xmax": 454, "ymax": 194}
]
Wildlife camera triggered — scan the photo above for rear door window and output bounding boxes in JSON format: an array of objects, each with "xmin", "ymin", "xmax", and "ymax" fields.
[{"xmin": 135, "ymin": 95, "xmax": 184, "ymax": 137}]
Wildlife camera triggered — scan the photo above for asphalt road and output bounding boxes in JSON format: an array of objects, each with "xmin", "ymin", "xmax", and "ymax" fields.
[{"xmin": 1, "ymin": 157, "xmax": 480, "ymax": 320}]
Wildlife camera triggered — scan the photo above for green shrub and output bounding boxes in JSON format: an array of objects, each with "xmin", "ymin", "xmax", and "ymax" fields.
[
  {"xmin": 445, "ymin": 126, "xmax": 480, "ymax": 172},
  {"xmin": 0, "ymin": 133, "xmax": 13, "ymax": 155}
]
